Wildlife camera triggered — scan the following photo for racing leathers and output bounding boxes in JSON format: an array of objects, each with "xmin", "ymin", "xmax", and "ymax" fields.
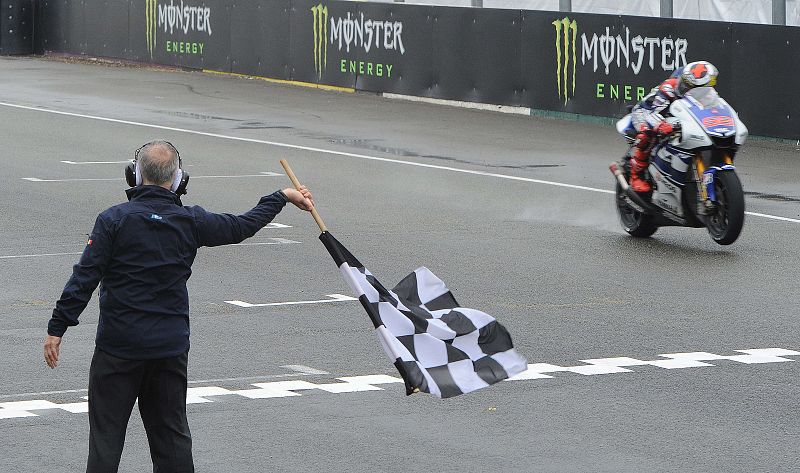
[{"xmin": 629, "ymin": 74, "xmax": 681, "ymax": 193}]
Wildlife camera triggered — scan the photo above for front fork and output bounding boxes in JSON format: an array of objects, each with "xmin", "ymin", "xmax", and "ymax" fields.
[{"xmin": 694, "ymin": 154, "xmax": 734, "ymax": 211}]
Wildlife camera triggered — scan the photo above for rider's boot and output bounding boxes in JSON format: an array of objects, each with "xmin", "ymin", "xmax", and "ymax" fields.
[{"xmin": 629, "ymin": 147, "xmax": 652, "ymax": 193}]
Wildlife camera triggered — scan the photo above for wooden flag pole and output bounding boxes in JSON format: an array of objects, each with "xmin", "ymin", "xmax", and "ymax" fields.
[{"xmin": 279, "ymin": 159, "xmax": 328, "ymax": 233}]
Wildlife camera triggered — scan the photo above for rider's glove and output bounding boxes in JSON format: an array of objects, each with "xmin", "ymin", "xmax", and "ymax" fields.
[{"xmin": 655, "ymin": 121, "xmax": 674, "ymax": 136}]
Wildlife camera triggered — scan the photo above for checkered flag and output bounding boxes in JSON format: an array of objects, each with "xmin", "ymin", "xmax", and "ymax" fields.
[{"xmin": 320, "ymin": 232, "xmax": 527, "ymax": 399}]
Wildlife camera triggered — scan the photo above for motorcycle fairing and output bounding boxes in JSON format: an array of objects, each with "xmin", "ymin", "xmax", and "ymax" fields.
[
  {"xmin": 684, "ymin": 95, "xmax": 737, "ymax": 138},
  {"xmin": 649, "ymin": 162, "xmax": 684, "ymax": 218},
  {"xmin": 651, "ymin": 143, "xmax": 692, "ymax": 187}
]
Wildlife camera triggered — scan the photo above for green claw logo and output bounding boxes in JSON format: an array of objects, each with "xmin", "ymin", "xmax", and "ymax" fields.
[
  {"xmin": 146, "ymin": 0, "xmax": 157, "ymax": 58},
  {"xmin": 552, "ymin": 17, "xmax": 577, "ymax": 105},
  {"xmin": 311, "ymin": 4, "xmax": 328, "ymax": 80}
]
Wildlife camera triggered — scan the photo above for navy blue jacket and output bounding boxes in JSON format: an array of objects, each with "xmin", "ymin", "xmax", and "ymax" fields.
[{"xmin": 48, "ymin": 185, "xmax": 288, "ymax": 359}]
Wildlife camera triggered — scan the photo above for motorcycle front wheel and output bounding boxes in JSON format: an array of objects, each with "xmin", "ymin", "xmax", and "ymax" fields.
[
  {"xmin": 615, "ymin": 183, "xmax": 657, "ymax": 238},
  {"xmin": 706, "ymin": 171, "xmax": 745, "ymax": 245}
]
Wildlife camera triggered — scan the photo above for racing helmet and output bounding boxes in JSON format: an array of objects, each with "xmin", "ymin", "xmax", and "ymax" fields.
[{"xmin": 678, "ymin": 61, "xmax": 718, "ymax": 95}]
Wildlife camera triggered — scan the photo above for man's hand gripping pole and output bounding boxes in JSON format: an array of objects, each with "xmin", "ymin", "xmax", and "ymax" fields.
[{"xmin": 279, "ymin": 159, "xmax": 328, "ymax": 233}]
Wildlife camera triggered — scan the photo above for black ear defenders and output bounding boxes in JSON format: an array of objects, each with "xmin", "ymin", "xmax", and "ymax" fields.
[{"xmin": 125, "ymin": 141, "xmax": 190, "ymax": 196}]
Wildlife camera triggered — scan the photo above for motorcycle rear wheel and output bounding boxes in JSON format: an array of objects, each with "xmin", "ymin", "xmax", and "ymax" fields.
[
  {"xmin": 615, "ymin": 183, "xmax": 658, "ymax": 238},
  {"xmin": 706, "ymin": 171, "xmax": 745, "ymax": 245}
]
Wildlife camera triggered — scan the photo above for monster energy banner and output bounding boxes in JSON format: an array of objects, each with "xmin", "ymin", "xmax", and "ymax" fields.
[
  {"xmin": 31, "ymin": 0, "xmax": 799, "ymax": 138},
  {"xmin": 291, "ymin": 0, "xmax": 520, "ymax": 101},
  {"xmin": 34, "ymin": 0, "xmax": 231, "ymax": 69},
  {"xmin": 138, "ymin": 0, "xmax": 230, "ymax": 70},
  {"xmin": 521, "ymin": 12, "xmax": 732, "ymax": 118},
  {"xmin": 290, "ymin": 0, "xmax": 362, "ymax": 88}
]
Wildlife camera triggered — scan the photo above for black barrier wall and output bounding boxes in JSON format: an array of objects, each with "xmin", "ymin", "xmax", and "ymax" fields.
[
  {"xmin": 0, "ymin": 0, "xmax": 34, "ymax": 54},
  {"xmin": 29, "ymin": 0, "xmax": 799, "ymax": 139}
]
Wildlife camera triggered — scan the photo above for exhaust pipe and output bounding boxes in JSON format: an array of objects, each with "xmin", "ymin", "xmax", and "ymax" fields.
[
  {"xmin": 609, "ymin": 162, "xmax": 629, "ymax": 190},
  {"xmin": 609, "ymin": 161, "xmax": 654, "ymax": 213}
]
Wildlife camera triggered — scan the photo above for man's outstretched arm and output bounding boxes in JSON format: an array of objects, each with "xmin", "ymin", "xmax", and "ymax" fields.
[{"xmin": 195, "ymin": 187, "xmax": 314, "ymax": 247}]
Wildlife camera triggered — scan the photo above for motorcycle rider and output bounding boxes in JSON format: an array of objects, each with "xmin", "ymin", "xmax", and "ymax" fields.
[{"xmin": 629, "ymin": 60, "xmax": 719, "ymax": 193}]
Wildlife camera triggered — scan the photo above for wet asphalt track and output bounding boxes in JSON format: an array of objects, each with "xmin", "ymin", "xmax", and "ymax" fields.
[{"xmin": 0, "ymin": 56, "xmax": 799, "ymax": 472}]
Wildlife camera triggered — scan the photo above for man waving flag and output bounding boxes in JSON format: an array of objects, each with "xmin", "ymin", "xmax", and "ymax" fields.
[{"xmin": 320, "ymin": 231, "xmax": 527, "ymax": 398}]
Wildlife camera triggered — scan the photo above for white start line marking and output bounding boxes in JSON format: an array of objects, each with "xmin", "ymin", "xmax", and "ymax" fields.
[
  {"xmin": 225, "ymin": 293, "xmax": 357, "ymax": 308},
  {"xmin": 1, "ymin": 347, "xmax": 796, "ymax": 421},
  {"xmin": 1, "ymin": 101, "xmax": 796, "ymax": 225}
]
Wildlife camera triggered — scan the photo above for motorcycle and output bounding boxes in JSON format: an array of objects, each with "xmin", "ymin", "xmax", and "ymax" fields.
[{"xmin": 610, "ymin": 86, "xmax": 748, "ymax": 245}]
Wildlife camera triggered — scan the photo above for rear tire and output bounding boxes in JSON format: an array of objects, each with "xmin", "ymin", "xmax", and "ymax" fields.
[
  {"xmin": 616, "ymin": 183, "xmax": 658, "ymax": 238},
  {"xmin": 706, "ymin": 171, "xmax": 745, "ymax": 245}
]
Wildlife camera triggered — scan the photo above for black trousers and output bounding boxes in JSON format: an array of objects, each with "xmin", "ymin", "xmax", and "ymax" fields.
[{"xmin": 86, "ymin": 348, "xmax": 194, "ymax": 473}]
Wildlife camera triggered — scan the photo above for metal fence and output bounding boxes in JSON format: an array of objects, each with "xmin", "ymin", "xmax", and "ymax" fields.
[{"xmin": 377, "ymin": 0, "xmax": 798, "ymax": 26}]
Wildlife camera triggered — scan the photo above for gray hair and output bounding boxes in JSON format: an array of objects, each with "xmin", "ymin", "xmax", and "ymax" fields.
[{"xmin": 139, "ymin": 141, "xmax": 179, "ymax": 185}]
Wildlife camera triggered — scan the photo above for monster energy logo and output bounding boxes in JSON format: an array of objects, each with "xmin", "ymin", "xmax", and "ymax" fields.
[
  {"xmin": 552, "ymin": 17, "xmax": 577, "ymax": 105},
  {"xmin": 311, "ymin": 4, "xmax": 328, "ymax": 80},
  {"xmin": 146, "ymin": 0, "xmax": 157, "ymax": 58}
]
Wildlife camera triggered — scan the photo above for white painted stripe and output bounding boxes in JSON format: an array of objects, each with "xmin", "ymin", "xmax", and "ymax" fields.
[
  {"xmin": 503, "ymin": 370, "xmax": 553, "ymax": 380},
  {"xmin": 646, "ymin": 359, "xmax": 714, "ymax": 369},
  {"xmin": 187, "ymin": 387, "xmax": 236, "ymax": 404},
  {"xmin": 237, "ymin": 380, "xmax": 320, "ymax": 399},
  {"xmin": 337, "ymin": 375, "xmax": 405, "ymax": 385},
  {"xmin": 56, "ymin": 402, "xmax": 89, "ymax": 413},
  {"xmin": 265, "ymin": 222, "xmax": 291, "ymax": 229},
  {"xmin": 2, "ymin": 101, "xmax": 796, "ymax": 224},
  {"xmin": 579, "ymin": 357, "xmax": 654, "ymax": 367},
  {"xmin": 744, "ymin": 211, "xmax": 800, "ymax": 224},
  {"xmin": 60, "ymin": 160, "xmax": 130, "ymax": 165},
  {"xmin": 22, "ymin": 171, "xmax": 282, "ymax": 182},
  {"xmin": 313, "ymin": 381, "xmax": 384, "ymax": 393},
  {"xmin": 230, "ymin": 238, "xmax": 300, "ymax": 247},
  {"xmin": 224, "ymin": 293, "xmax": 357, "ymax": 308},
  {"xmin": 0, "ymin": 251, "xmax": 82, "ymax": 260},
  {"xmin": 566, "ymin": 365, "xmax": 633, "ymax": 375},
  {"xmin": 0, "ymin": 400, "xmax": 61, "ymax": 410},
  {"xmin": 281, "ymin": 365, "xmax": 330, "ymax": 375},
  {"xmin": 382, "ymin": 92, "xmax": 532, "ymax": 116},
  {"xmin": 0, "ymin": 237, "xmax": 298, "ymax": 260},
  {"xmin": 23, "ymin": 177, "xmax": 121, "ymax": 182}
]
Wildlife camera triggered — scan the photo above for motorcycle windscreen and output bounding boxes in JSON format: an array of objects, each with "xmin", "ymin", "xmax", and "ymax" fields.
[{"xmin": 683, "ymin": 87, "xmax": 737, "ymax": 138}]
